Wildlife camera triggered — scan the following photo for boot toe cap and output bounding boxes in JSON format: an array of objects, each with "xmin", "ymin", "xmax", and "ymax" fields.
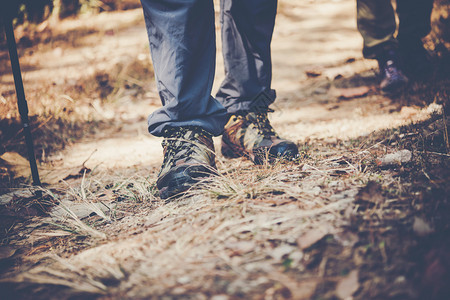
[{"xmin": 269, "ymin": 141, "xmax": 299, "ymax": 159}]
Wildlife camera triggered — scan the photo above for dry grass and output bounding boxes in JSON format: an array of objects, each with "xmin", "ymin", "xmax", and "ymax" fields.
[
  {"xmin": 1, "ymin": 139, "xmax": 381, "ymax": 298},
  {"xmin": 2, "ymin": 111, "xmax": 449, "ymax": 299},
  {"xmin": 4, "ymin": 106, "xmax": 448, "ymax": 296}
]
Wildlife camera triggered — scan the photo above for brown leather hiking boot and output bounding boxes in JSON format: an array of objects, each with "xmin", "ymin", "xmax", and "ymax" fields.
[
  {"xmin": 157, "ymin": 126, "xmax": 217, "ymax": 199},
  {"xmin": 221, "ymin": 109, "xmax": 298, "ymax": 165}
]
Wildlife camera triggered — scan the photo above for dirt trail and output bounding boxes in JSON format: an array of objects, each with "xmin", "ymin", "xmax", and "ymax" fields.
[{"xmin": 0, "ymin": 0, "xmax": 449, "ymax": 299}]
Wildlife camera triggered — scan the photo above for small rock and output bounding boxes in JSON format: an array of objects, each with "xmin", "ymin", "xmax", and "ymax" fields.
[
  {"xmin": 177, "ymin": 276, "xmax": 191, "ymax": 284},
  {"xmin": 377, "ymin": 149, "xmax": 412, "ymax": 166},
  {"xmin": 211, "ymin": 295, "xmax": 229, "ymax": 300},
  {"xmin": 413, "ymin": 217, "xmax": 434, "ymax": 237},
  {"xmin": 311, "ymin": 186, "xmax": 322, "ymax": 196},
  {"xmin": 395, "ymin": 276, "xmax": 406, "ymax": 284}
]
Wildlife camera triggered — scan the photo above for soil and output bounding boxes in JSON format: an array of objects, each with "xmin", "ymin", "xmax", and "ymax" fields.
[{"xmin": 0, "ymin": 0, "xmax": 449, "ymax": 299}]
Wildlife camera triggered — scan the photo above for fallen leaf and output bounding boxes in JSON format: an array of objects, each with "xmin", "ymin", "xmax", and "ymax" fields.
[
  {"xmin": 62, "ymin": 166, "xmax": 91, "ymax": 181},
  {"xmin": 50, "ymin": 200, "xmax": 111, "ymax": 220},
  {"xmin": 41, "ymin": 165, "xmax": 91, "ymax": 184},
  {"xmin": 345, "ymin": 57, "xmax": 356, "ymax": 63},
  {"xmin": 330, "ymin": 169, "xmax": 350, "ymax": 176},
  {"xmin": 297, "ymin": 225, "xmax": 330, "ymax": 250},
  {"xmin": 97, "ymin": 189, "xmax": 115, "ymax": 202},
  {"xmin": 336, "ymin": 270, "xmax": 359, "ymax": 299},
  {"xmin": 0, "ymin": 152, "xmax": 31, "ymax": 179},
  {"xmin": 225, "ymin": 240, "xmax": 256, "ymax": 256},
  {"xmin": 32, "ymin": 230, "xmax": 73, "ymax": 237},
  {"xmin": 332, "ymin": 86, "xmax": 371, "ymax": 99},
  {"xmin": 305, "ymin": 69, "xmax": 322, "ymax": 78}
]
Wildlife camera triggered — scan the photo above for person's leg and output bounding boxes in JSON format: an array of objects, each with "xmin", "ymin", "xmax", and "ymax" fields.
[
  {"xmin": 216, "ymin": 0, "xmax": 277, "ymax": 113},
  {"xmin": 141, "ymin": 0, "xmax": 227, "ymax": 137},
  {"xmin": 140, "ymin": 0, "xmax": 226, "ymax": 199},
  {"xmin": 396, "ymin": 0, "xmax": 434, "ymax": 42},
  {"xmin": 357, "ymin": 0, "xmax": 408, "ymax": 94},
  {"xmin": 218, "ymin": 0, "xmax": 298, "ymax": 164},
  {"xmin": 356, "ymin": 0, "xmax": 397, "ymax": 59},
  {"xmin": 396, "ymin": 0, "xmax": 434, "ymax": 77}
]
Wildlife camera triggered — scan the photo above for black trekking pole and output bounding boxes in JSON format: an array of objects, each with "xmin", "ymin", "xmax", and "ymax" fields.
[{"xmin": 2, "ymin": 12, "xmax": 41, "ymax": 186}]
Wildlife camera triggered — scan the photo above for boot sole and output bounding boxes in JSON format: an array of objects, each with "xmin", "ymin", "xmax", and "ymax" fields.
[
  {"xmin": 157, "ymin": 164, "xmax": 216, "ymax": 199},
  {"xmin": 222, "ymin": 140, "xmax": 298, "ymax": 165}
]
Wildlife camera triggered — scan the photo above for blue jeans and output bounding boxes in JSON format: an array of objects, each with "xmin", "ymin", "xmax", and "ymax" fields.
[{"xmin": 140, "ymin": 0, "xmax": 278, "ymax": 137}]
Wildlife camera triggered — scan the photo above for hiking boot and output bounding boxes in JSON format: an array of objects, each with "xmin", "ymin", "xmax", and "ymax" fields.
[
  {"xmin": 221, "ymin": 109, "xmax": 298, "ymax": 165},
  {"xmin": 157, "ymin": 126, "xmax": 217, "ymax": 199},
  {"xmin": 377, "ymin": 50, "xmax": 409, "ymax": 95},
  {"xmin": 377, "ymin": 49, "xmax": 408, "ymax": 95}
]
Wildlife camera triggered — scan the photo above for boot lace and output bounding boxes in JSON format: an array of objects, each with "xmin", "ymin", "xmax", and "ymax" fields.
[
  {"xmin": 250, "ymin": 108, "xmax": 277, "ymax": 139},
  {"xmin": 161, "ymin": 127, "xmax": 210, "ymax": 168}
]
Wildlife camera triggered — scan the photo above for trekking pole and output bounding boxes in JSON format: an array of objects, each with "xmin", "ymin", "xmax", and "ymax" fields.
[{"xmin": 3, "ymin": 16, "xmax": 42, "ymax": 186}]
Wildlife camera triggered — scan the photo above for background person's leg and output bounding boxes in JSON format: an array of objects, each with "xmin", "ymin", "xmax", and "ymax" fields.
[
  {"xmin": 357, "ymin": 0, "xmax": 397, "ymax": 59},
  {"xmin": 141, "ymin": 0, "xmax": 227, "ymax": 137},
  {"xmin": 397, "ymin": 0, "xmax": 434, "ymax": 42},
  {"xmin": 396, "ymin": 0, "xmax": 434, "ymax": 77},
  {"xmin": 216, "ymin": 0, "xmax": 278, "ymax": 113},
  {"xmin": 357, "ymin": 0, "xmax": 408, "ymax": 95}
]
